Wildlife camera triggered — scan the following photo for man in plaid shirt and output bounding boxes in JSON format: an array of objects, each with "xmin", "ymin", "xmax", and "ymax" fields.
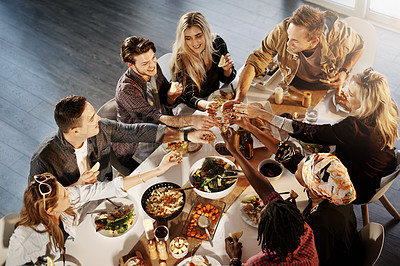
[{"xmin": 114, "ymin": 36, "xmax": 217, "ymax": 170}]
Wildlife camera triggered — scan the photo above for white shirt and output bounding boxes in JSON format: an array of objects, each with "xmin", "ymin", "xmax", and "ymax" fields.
[
  {"xmin": 6, "ymin": 177, "xmax": 127, "ymax": 266},
  {"xmin": 74, "ymin": 140, "xmax": 89, "ymax": 175}
]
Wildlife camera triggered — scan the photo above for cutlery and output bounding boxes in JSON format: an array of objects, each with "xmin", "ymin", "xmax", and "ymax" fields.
[
  {"xmin": 198, "ymin": 215, "xmax": 213, "ymax": 247},
  {"xmin": 87, "ymin": 209, "xmax": 108, "ymax": 214},
  {"xmin": 219, "ymin": 174, "xmax": 246, "ymax": 179},
  {"xmin": 106, "ymin": 198, "xmax": 122, "ymax": 209},
  {"xmin": 224, "ymin": 169, "xmax": 243, "ymax": 173},
  {"xmin": 174, "ymin": 186, "xmax": 196, "ymax": 192}
]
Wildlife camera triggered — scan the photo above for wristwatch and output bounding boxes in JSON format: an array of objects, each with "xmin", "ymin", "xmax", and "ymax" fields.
[
  {"xmin": 183, "ymin": 129, "xmax": 192, "ymax": 142},
  {"xmin": 339, "ymin": 68, "xmax": 350, "ymax": 76}
]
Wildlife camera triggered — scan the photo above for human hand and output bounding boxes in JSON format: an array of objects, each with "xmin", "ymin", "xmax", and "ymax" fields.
[
  {"xmin": 167, "ymin": 82, "xmax": 183, "ymax": 103},
  {"xmin": 77, "ymin": 170, "xmax": 98, "ymax": 185},
  {"xmin": 233, "ymin": 103, "xmax": 260, "ymax": 119},
  {"xmin": 327, "ymin": 71, "xmax": 347, "ymax": 89},
  {"xmin": 225, "ymin": 236, "xmax": 243, "ymax": 260},
  {"xmin": 231, "ymin": 116, "xmax": 250, "ymax": 130},
  {"xmin": 158, "ymin": 151, "xmax": 182, "ymax": 172},
  {"xmin": 222, "ymin": 53, "xmax": 234, "ymax": 74},
  {"xmin": 222, "ymin": 99, "xmax": 241, "ymax": 113},
  {"xmin": 188, "ymin": 130, "xmax": 216, "ymax": 143},
  {"xmin": 221, "ymin": 127, "xmax": 239, "ymax": 154},
  {"xmin": 206, "ymin": 101, "xmax": 219, "ymax": 113},
  {"xmin": 192, "ymin": 115, "xmax": 219, "ymax": 129}
]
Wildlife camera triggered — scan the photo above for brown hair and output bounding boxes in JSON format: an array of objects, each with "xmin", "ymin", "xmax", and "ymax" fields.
[
  {"xmin": 120, "ymin": 36, "xmax": 156, "ymax": 64},
  {"xmin": 16, "ymin": 173, "xmax": 77, "ymax": 252},
  {"xmin": 54, "ymin": 95, "xmax": 87, "ymax": 133},
  {"xmin": 288, "ymin": 5, "xmax": 325, "ymax": 41}
]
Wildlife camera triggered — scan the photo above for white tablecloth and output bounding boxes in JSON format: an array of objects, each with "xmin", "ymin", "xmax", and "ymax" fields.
[{"xmin": 64, "ymin": 73, "xmax": 345, "ymax": 265}]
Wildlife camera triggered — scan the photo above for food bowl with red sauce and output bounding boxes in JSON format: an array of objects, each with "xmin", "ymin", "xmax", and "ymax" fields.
[{"xmin": 258, "ymin": 159, "xmax": 284, "ymax": 180}]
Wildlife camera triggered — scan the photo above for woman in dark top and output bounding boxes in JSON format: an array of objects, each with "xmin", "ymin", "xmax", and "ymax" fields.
[
  {"xmin": 170, "ymin": 11, "xmax": 236, "ymax": 111},
  {"xmin": 233, "ymin": 68, "xmax": 399, "ymax": 204}
]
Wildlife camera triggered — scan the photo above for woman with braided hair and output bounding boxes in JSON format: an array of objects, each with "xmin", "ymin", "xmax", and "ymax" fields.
[
  {"xmin": 222, "ymin": 126, "xmax": 358, "ymax": 265},
  {"xmin": 222, "ymin": 127, "xmax": 319, "ymax": 266}
]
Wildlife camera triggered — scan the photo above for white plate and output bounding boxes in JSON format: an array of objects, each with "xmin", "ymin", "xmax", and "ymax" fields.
[
  {"xmin": 91, "ymin": 197, "xmax": 138, "ymax": 237},
  {"xmin": 161, "ymin": 142, "xmax": 203, "ymax": 154},
  {"xmin": 239, "ymin": 194, "xmax": 262, "ymax": 228},
  {"xmin": 332, "ymin": 93, "xmax": 350, "ymax": 114},
  {"xmin": 239, "ymin": 204, "xmax": 258, "ymax": 228},
  {"xmin": 176, "ymin": 255, "xmax": 221, "ymax": 266}
]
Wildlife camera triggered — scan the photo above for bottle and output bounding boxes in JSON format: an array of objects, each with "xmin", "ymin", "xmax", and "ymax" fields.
[
  {"xmin": 148, "ymin": 239, "xmax": 158, "ymax": 260},
  {"xmin": 237, "ymin": 127, "xmax": 246, "ymax": 156},
  {"xmin": 238, "ymin": 128, "xmax": 253, "ymax": 160},
  {"xmin": 157, "ymin": 240, "xmax": 168, "ymax": 261},
  {"xmin": 244, "ymin": 130, "xmax": 254, "ymax": 160}
]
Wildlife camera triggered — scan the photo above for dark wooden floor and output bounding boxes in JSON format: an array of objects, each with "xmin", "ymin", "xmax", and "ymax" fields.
[{"xmin": 0, "ymin": 0, "xmax": 399, "ymax": 264}]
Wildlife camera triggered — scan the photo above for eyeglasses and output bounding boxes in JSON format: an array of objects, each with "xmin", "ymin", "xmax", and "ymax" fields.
[{"xmin": 34, "ymin": 174, "xmax": 53, "ymax": 211}]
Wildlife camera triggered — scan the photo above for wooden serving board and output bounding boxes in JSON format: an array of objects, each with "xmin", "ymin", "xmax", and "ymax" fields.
[
  {"xmin": 120, "ymin": 148, "xmax": 272, "ymax": 266},
  {"xmin": 269, "ymin": 88, "xmax": 329, "ymax": 117}
]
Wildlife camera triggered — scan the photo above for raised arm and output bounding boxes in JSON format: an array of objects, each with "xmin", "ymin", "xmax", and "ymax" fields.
[
  {"xmin": 158, "ymin": 114, "xmax": 218, "ymax": 129},
  {"xmin": 122, "ymin": 151, "xmax": 181, "ymax": 190},
  {"xmin": 162, "ymin": 127, "xmax": 216, "ymax": 144},
  {"xmin": 221, "ymin": 128, "xmax": 275, "ymax": 200},
  {"xmin": 234, "ymin": 64, "xmax": 257, "ymax": 102},
  {"xmin": 235, "ymin": 117, "xmax": 280, "ymax": 154}
]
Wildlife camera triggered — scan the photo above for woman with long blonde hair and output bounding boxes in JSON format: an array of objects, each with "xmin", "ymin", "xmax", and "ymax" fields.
[
  {"xmin": 6, "ymin": 152, "xmax": 181, "ymax": 265},
  {"xmin": 170, "ymin": 11, "xmax": 236, "ymax": 112},
  {"xmin": 233, "ymin": 68, "xmax": 399, "ymax": 204}
]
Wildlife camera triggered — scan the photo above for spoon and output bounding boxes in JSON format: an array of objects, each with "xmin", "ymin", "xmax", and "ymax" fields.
[{"xmin": 198, "ymin": 215, "xmax": 213, "ymax": 247}]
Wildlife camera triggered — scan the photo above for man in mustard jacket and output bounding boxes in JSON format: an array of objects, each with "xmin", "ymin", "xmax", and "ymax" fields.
[{"xmin": 230, "ymin": 5, "xmax": 364, "ymax": 103}]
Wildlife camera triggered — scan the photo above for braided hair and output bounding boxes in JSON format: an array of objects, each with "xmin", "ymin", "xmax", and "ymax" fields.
[{"xmin": 257, "ymin": 199, "xmax": 305, "ymax": 261}]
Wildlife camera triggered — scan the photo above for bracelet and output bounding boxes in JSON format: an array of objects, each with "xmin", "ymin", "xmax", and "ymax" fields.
[
  {"xmin": 183, "ymin": 129, "xmax": 191, "ymax": 142},
  {"xmin": 229, "ymin": 258, "xmax": 241, "ymax": 266},
  {"xmin": 339, "ymin": 68, "xmax": 349, "ymax": 76}
]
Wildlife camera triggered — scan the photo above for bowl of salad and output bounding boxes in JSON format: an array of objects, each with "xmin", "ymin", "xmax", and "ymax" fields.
[{"xmin": 189, "ymin": 156, "xmax": 238, "ymax": 199}]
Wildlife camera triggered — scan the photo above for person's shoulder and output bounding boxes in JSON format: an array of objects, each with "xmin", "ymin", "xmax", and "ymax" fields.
[
  {"xmin": 31, "ymin": 131, "xmax": 61, "ymax": 157},
  {"xmin": 12, "ymin": 224, "xmax": 48, "ymax": 244}
]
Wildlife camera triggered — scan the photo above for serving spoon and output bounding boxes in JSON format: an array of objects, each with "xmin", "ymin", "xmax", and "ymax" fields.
[{"xmin": 198, "ymin": 215, "xmax": 213, "ymax": 247}]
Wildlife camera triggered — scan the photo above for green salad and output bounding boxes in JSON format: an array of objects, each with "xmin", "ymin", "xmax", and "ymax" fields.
[
  {"xmin": 95, "ymin": 207, "xmax": 135, "ymax": 235},
  {"xmin": 191, "ymin": 158, "xmax": 237, "ymax": 193}
]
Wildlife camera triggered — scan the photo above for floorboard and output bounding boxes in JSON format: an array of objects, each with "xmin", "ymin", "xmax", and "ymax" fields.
[{"xmin": 0, "ymin": 0, "xmax": 399, "ymax": 264}]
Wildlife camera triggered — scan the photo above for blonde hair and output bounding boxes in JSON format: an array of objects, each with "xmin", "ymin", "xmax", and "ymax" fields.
[
  {"xmin": 16, "ymin": 173, "xmax": 77, "ymax": 252},
  {"xmin": 170, "ymin": 11, "xmax": 215, "ymax": 92},
  {"xmin": 351, "ymin": 68, "xmax": 399, "ymax": 149}
]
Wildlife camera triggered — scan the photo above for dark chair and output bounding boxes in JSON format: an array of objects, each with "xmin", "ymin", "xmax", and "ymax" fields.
[{"xmin": 97, "ymin": 98, "xmax": 131, "ymax": 176}]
